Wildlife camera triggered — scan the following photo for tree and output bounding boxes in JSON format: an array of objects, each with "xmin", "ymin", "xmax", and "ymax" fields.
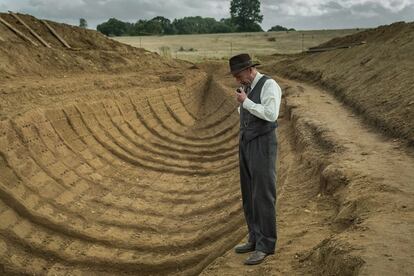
[
  {"xmin": 172, "ymin": 16, "xmax": 207, "ymax": 34},
  {"xmin": 171, "ymin": 16, "xmax": 235, "ymax": 34},
  {"xmin": 95, "ymin": 15, "xmax": 243, "ymax": 36},
  {"xmin": 79, "ymin": 18, "xmax": 88, "ymax": 28},
  {"xmin": 230, "ymin": 0, "xmax": 263, "ymax": 32},
  {"xmin": 97, "ymin": 18, "xmax": 129, "ymax": 36},
  {"xmin": 268, "ymin": 25, "xmax": 296, "ymax": 32},
  {"xmin": 130, "ymin": 19, "xmax": 148, "ymax": 35},
  {"xmin": 150, "ymin": 16, "xmax": 175, "ymax": 34},
  {"xmin": 212, "ymin": 19, "xmax": 236, "ymax": 33}
]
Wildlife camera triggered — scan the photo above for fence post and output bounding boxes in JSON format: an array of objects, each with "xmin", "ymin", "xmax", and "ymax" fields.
[{"xmin": 301, "ymin": 33, "xmax": 304, "ymax": 52}]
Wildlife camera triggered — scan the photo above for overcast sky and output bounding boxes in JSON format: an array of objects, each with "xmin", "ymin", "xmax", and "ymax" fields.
[{"xmin": 1, "ymin": 0, "xmax": 413, "ymax": 31}]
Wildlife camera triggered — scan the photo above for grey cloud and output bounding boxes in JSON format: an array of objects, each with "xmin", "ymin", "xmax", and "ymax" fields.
[
  {"xmin": 0, "ymin": 0, "xmax": 413, "ymax": 30},
  {"xmin": 261, "ymin": 0, "xmax": 413, "ymax": 30},
  {"xmin": 263, "ymin": 2, "xmax": 414, "ymax": 30},
  {"xmin": 321, "ymin": 1, "xmax": 344, "ymax": 11},
  {"xmin": 17, "ymin": 0, "xmax": 229, "ymax": 28}
]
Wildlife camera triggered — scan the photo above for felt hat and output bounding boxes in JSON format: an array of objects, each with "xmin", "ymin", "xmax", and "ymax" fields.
[{"xmin": 229, "ymin": 53, "xmax": 260, "ymax": 75}]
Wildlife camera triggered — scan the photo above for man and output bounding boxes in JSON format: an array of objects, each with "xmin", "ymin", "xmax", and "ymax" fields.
[{"xmin": 229, "ymin": 53, "xmax": 281, "ymax": 265}]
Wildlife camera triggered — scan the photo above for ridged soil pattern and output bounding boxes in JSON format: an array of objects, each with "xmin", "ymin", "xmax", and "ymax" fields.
[{"xmin": 0, "ymin": 73, "xmax": 245, "ymax": 275}]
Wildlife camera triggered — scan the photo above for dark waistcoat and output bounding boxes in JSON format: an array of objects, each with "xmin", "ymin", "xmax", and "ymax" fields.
[{"xmin": 240, "ymin": 75, "xmax": 277, "ymax": 142}]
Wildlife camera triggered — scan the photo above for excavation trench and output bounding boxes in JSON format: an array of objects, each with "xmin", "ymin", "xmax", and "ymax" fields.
[
  {"xmin": 1, "ymin": 14, "xmax": 413, "ymax": 274},
  {"xmin": 1, "ymin": 64, "xmax": 412, "ymax": 275},
  {"xmin": 0, "ymin": 68, "xmax": 246, "ymax": 275},
  {"xmin": 0, "ymin": 67, "xmax": 358, "ymax": 275}
]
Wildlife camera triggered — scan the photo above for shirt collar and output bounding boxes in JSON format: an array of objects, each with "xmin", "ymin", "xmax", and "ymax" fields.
[{"xmin": 250, "ymin": 71, "xmax": 262, "ymax": 90}]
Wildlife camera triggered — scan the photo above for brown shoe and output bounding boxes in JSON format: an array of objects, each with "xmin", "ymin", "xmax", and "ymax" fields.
[
  {"xmin": 244, "ymin": 250, "xmax": 269, "ymax": 265},
  {"xmin": 234, "ymin": 242, "xmax": 255, "ymax": 254}
]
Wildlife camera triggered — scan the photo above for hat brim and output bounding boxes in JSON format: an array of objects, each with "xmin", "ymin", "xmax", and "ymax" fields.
[{"xmin": 229, "ymin": 63, "xmax": 261, "ymax": 75}]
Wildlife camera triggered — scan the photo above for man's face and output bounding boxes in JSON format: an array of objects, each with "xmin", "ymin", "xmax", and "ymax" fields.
[{"xmin": 232, "ymin": 68, "xmax": 252, "ymax": 86}]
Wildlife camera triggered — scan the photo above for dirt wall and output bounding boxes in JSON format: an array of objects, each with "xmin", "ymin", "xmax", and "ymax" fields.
[{"xmin": 262, "ymin": 22, "xmax": 414, "ymax": 146}]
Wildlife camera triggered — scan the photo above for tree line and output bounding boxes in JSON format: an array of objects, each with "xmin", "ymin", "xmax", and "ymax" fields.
[
  {"xmin": 97, "ymin": 16, "xmax": 240, "ymax": 36},
  {"xmin": 95, "ymin": 0, "xmax": 295, "ymax": 36}
]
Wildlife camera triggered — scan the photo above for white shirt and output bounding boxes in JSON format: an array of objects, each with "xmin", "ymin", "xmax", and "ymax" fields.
[{"xmin": 237, "ymin": 71, "xmax": 282, "ymax": 122}]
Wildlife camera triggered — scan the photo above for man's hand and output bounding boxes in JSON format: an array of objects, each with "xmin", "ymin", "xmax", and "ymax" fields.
[{"xmin": 235, "ymin": 88, "xmax": 247, "ymax": 104}]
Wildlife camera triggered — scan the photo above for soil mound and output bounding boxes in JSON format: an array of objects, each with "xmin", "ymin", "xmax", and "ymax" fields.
[
  {"xmin": 262, "ymin": 21, "xmax": 414, "ymax": 145},
  {"xmin": 318, "ymin": 21, "xmax": 410, "ymax": 47},
  {"xmin": 0, "ymin": 12, "xmax": 196, "ymax": 120},
  {"xmin": 0, "ymin": 12, "xmax": 188, "ymax": 79},
  {"xmin": 0, "ymin": 13, "xmax": 126, "ymax": 50}
]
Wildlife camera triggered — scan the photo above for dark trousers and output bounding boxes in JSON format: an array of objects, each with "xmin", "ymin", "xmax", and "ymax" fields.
[{"xmin": 239, "ymin": 130, "xmax": 277, "ymax": 254}]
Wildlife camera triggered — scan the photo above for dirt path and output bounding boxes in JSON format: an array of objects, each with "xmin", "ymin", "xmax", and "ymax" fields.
[{"xmin": 201, "ymin": 75, "xmax": 414, "ymax": 275}]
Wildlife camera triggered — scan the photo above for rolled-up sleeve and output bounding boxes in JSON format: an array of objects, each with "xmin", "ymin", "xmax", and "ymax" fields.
[{"xmin": 242, "ymin": 79, "xmax": 281, "ymax": 122}]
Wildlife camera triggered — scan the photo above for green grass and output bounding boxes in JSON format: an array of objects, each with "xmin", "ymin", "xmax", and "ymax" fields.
[{"xmin": 113, "ymin": 29, "xmax": 363, "ymax": 62}]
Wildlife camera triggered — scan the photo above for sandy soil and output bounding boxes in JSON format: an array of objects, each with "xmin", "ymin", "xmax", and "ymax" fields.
[
  {"xmin": 0, "ymin": 13, "xmax": 413, "ymax": 275},
  {"xmin": 261, "ymin": 22, "xmax": 414, "ymax": 146},
  {"xmin": 201, "ymin": 75, "xmax": 414, "ymax": 275}
]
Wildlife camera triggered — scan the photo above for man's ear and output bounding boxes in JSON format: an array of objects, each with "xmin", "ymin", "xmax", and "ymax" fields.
[{"xmin": 249, "ymin": 67, "xmax": 255, "ymax": 77}]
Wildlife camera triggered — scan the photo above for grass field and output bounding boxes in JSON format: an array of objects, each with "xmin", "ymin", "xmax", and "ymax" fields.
[{"xmin": 113, "ymin": 29, "xmax": 363, "ymax": 62}]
